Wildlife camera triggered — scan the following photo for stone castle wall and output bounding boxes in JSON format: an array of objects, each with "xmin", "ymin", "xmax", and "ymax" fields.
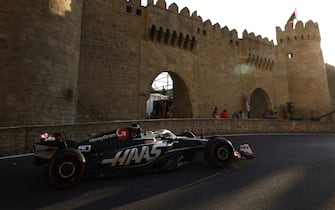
[
  {"xmin": 0, "ymin": 0, "xmax": 83, "ymax": 126},
  {"xmin": 76, "ymin": 0, "xmax": 292, "ymax": 122},
  {"xmin": 77, "ymin": 0, "xmax": 146, "ymax": 122},
  {"xmin": 0, "ymin": 0, "xmax": 333, "ymax": 127},
  {"xmin": 326, "ymin": 64, "xmax": 335, "ymax": 110}
]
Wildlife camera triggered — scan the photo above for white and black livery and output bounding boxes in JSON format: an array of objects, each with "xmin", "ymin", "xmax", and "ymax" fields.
[{"xmin": 33, "ymin": 123, "xmax": 254, "ymax": 188}]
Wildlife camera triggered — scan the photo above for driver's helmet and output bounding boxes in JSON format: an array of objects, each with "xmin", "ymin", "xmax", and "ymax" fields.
[
  {"xmin": 131, "ymin": 122, "xmax": 141, "ymax": 138},
  {"xmin": 154, "ymin": 129, "xmax": 177, "ymax": 140}
]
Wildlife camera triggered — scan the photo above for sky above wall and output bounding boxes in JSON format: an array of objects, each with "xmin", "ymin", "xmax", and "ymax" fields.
[{"xmin": 141, "ymin": 0, "xmax": 335, "ymax": 66}]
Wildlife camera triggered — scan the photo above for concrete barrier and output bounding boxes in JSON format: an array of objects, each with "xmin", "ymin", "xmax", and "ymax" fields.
[{"xmin": 1, "ymin": 118, "xmax": 335, "ymax": 156}]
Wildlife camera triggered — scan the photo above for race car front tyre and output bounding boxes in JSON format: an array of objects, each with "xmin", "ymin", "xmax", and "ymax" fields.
[
  {"xmin": 204, "ymin": 141, "xmax": 233, "ymax": 168},
  {"xmin": 48, "ymin": 149, "xmax": 85, "ymax": 189}
]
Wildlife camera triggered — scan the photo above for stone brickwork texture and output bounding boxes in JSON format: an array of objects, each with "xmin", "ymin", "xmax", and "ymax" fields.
[
  {"xmin": 0, "ymin": 0, "xmax": 82, "ymax": 126},
  {"xmin": 0, "ymin": 0, "xmax": 335, "ymax": 127},
  {"xmin": 326, "ymin": 64, "xmax": 335, "ymax": 109}
]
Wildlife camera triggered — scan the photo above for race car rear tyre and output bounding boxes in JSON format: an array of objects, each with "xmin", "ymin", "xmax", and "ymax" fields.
[
  {"xmin": 204, "ymin": 141, "xmax": 233, "ymax": 168},
  {"xmin": 48, "ymin": 149, "xmax": 85, "ymax": 189}
]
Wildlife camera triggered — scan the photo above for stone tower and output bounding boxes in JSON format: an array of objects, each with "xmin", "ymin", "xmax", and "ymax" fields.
[
  {"xmin": 276, "ymin": 20, "xmax": 331, "ymax": 119},
  {"xmin": 0, "ymin": 0, "xmax": 83, "ymax": 126},
  {"xmin": 76, "ymin": 0, "xmax": 146, "ymax": 122}
]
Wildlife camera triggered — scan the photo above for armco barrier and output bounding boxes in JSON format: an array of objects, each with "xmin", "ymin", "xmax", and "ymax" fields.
[{"xmin": 1, "ymin": 118, "xmax": 335, "ymax": 156}]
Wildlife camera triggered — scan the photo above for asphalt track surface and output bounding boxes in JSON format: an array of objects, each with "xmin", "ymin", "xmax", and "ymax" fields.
[{"xmin": 2, "ymin": 134, "xmax": 335, "ymax": 210}]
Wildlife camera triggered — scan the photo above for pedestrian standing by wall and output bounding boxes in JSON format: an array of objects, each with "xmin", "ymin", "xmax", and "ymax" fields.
[
  {"xmin": 220, "ymin": 109, "xmax": 229, "ymax": 118},
  {"xmin": 212, "ymin": 107, "xmax": 219, "ymax": 118}
]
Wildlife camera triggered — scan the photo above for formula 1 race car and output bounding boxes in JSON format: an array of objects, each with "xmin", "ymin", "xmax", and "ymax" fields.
[{"xmin": 33, "ymin": 123, "xmax": 254, "ymax": 188}]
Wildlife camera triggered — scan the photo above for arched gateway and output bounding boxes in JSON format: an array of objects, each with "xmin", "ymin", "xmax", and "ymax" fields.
[
  {"xmin": 147, "ymin": 71, "xmax": 192, "ymax": 119},
  {"xmin": 250, "ymin": 88, "xmax": 272, "ymax": 118}
]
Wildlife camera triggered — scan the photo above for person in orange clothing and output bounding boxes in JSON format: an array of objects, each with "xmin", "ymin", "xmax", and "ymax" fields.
[{"xmin": 220, "ymin": 109, "xmax": 229, "ymax": 118}]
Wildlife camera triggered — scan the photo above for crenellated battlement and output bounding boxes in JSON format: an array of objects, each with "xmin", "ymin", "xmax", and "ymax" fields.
[
  {"xmin": 239, "ymin": 30, "xmax": 275, "ymax": 71},
  {"xmin": 276, "ymin": 20, "xmax": 321, "ymax": 44},
  {"xmin": 127, "ymin": 0, "xmax": 142, "ymax": 6},
  {"xmin": 242, "ymin": 30, "xmax": 274, "ymax": 46},
  {"xmin": 143, "ymin": 0, "xmax": 273, "ymax": 47},
  {"xmin": 145, "ymin": 0, "xmax": 208, "ymax": 24},
  {"xmin": 142, "ymin": 0, "xmax": 277, "ymax": 74},
  {"xmin": 326, "ymin": 63, "xmax": 335, "ymax": 71}
]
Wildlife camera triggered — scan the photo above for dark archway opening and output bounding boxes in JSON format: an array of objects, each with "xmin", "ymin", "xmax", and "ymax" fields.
[
  {"xmin": 250, "ymin": 88, "xmax": 272, "ymax": 118},
  {"xmin": 147, "ymin": 71, "xmax": 192, "ymax": 119}
]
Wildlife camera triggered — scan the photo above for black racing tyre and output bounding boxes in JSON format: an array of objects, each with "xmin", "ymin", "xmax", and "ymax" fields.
[
  {"xmin": 204, "ymin": 141, "xmax": 234, "ymax": 168},
  {"xmin": 48, "ymin": 149, "xmax": 85, "ymax": 189}
]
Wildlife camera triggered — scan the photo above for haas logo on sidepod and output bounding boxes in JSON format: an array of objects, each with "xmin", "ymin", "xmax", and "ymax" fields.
[{"xmin": 101, "ymin": 143, "xmax": 165, "ymax": 167}]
